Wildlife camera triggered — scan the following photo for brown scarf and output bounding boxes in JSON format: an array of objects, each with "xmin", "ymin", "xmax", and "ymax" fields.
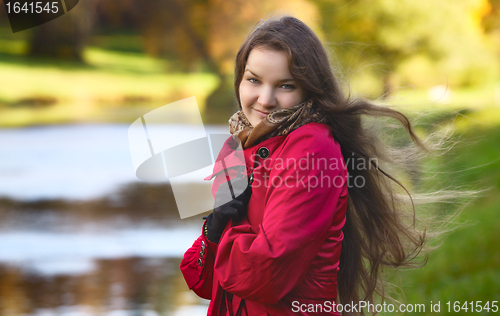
[{"xmin": 228, "ymin": 99, "xmax": 326, "ymax": 148}]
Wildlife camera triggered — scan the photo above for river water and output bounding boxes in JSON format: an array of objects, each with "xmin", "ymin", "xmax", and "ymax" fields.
[{"xmin": 0, "ymin": 123, "xmax": 228, "ymax": 316}]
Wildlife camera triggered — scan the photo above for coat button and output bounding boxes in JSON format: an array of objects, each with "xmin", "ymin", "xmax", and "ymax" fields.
[
  {"xmin": 258, "ymin": 147, "xmax": 269, "ymax": 159},
  {"xmin": 198, "ymin": 258, "xmax": 203, "ymax": 267}
]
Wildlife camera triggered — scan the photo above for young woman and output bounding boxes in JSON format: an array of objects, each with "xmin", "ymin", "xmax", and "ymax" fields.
[{"xmin": 181, "ymin": 16, "xmax": 427, "ymax": 315}]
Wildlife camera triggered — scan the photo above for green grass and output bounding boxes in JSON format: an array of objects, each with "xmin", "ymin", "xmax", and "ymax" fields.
[
  {"xmin": 0, "ymin": 30, "xmax": 219, "ymax": 127},
  {"xmin": 387, "ymin": 123, "xmax": 500, "ymax": 315}
]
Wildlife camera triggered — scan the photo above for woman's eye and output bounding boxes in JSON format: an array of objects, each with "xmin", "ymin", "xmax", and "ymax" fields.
[
  {"xmin": 281, "ymin": 84, "xmax": 295, "ymax": 90},
  {"xmin": 248, "ymin": 78, "xmax": 259, "ymax": 84}
]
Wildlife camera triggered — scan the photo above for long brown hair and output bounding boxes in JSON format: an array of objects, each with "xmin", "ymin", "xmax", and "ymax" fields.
[{"xmin": 234, "ymin": 15, "xmax": 429, "ymax": 314}]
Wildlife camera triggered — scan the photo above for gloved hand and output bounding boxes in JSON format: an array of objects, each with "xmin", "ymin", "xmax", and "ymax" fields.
[{"xmin": 204, "ymin": 175, "xmax": 252, "ymax": 243}]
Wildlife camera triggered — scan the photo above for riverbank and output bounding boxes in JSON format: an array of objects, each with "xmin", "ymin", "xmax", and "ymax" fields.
[{"xmin": 0, "ymin": 43, "xmax": 219, "ymax": 127}]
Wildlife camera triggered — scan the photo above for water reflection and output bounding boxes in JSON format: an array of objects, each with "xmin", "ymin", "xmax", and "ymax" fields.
[
  {"xmin": 0, "ymin": 183, "xmax": 210, "ymax": 315},
  {"xmin": 0, "ymin": 256, "xmax": 209, "ymax": 315},
  {"xmin": 0, "ymin": 124, "xmax": 221, "ymax": 315},
  {"xmin": 0, "ymin": 124, "xmax": 228, "ymax": 201}
]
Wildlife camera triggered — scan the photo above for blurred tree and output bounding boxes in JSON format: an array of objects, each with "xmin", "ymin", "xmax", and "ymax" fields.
[
  {"xmin": 483, "ymin": 0, "xmax": 500, "ymax": 52},
  {"xmin": 203, "ymin": 0, "xmax": 319, "ymax": 122},
  {"xmin": 28, "ymin": 0, "xmax": 97, "ymax": 61},
  {"xmin": 93, "ymin": 0, "xmax": 318, "ymax": 122},
  {"xmin": 314, "ymin": 0, "xmax": 497, "ymax": 96},
  {"xmin": 482, "ymin": 0, "xmax": 499, "ymax": 32},
  {"xmin": 92, "ymin": 0, "xmax": 141, "ymax": 30}
]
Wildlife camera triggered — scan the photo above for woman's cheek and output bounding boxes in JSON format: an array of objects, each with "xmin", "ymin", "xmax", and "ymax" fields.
[{"xmin": 240, "ymin": 82, "xmax": 255, "ymax": 102}]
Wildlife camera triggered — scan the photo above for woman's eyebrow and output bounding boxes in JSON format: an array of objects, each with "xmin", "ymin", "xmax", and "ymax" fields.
[
  {"xmin": 244, "ymin": 69, "xmax": 261, "ymax": 78},
  {"xmin": 244, "ymin": 69, "xmax": 295, "ymax": 82},
  {"xmin": 278, "ymin": 78, "xmax": 296, "ymax": 83}
]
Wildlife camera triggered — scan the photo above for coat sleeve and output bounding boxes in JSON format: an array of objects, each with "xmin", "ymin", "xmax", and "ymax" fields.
[
  {"xmin": 180, "ymin": 221, "xmax": 219, "ymax": 300},
  {"xmin": 214, "ymin": 124, "xmax": 348, "ymax": 305}
]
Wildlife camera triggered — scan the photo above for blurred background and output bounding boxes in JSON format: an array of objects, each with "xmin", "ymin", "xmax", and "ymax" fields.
[{"xmin": 0, "ymin": 0, "xmax": 499, "ymax": 315}]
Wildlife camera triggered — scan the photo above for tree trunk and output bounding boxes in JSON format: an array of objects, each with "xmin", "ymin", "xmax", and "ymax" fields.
[
  {"xmin": 204, "ymin": 75, "xmax": 238, "ymax": 124},
  {"xmin": 28, "ymin": 1, "xmax": 95, "ymax": 61}
]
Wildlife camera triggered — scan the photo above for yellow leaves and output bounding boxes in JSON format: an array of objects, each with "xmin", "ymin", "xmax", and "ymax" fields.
[
  {"xmin": 205, "ymin": 0, "xmax": 321, "ymax": 75},
  {"xmin": 470, "ymin": 0, "xmax": 493, "ymax": 28}
]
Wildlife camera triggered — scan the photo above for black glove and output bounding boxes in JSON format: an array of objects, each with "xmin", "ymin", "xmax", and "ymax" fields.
[{"xmin": 204, "ymin": 176, "xmax": 252, "ymax": 243}]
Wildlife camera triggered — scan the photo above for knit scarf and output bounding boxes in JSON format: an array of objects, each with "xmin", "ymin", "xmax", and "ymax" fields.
[{"xmin": 228, "ymin": 99, "xmax": 326, "ymax": 149}]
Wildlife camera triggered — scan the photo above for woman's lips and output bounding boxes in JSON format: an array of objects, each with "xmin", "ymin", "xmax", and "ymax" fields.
[{"xmin": 253, "ymin": 108, "xmax": 270, "ymax": 117}]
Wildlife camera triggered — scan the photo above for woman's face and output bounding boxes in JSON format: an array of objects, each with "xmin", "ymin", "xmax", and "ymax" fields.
[{"xmin": 239, "ymin": 47, "xmax": 306, "ymax": 127}]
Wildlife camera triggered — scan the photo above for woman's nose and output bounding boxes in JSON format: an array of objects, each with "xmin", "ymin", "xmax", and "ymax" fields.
[{"xmin": 257, "ymin": 87, "xmax": 276, "ymax": 108}]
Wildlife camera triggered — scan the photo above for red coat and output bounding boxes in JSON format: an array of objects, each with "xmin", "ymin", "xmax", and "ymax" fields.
[{"xmin": 181, "ymin": 122, "xmax": 348, "ymax": 315}]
